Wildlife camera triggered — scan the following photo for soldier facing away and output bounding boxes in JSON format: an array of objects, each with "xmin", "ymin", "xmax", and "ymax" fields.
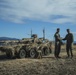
[
  {"xmin": 63, "ymin": 29, "xmax": 74, "ymax": 58},
  {"xmin": 54, "ymin": 28, "xmax": 62, "ymax": 58}
]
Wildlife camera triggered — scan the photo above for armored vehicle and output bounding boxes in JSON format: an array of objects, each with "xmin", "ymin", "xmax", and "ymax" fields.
[{"xmin": 0, "ymin": 34, "xmax": 52, "ymax": 59}]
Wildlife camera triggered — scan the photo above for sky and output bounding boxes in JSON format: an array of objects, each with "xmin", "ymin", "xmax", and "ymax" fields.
[{"xmin": 0, "ymin": 0, "xmax": 76, "ymax": 41}]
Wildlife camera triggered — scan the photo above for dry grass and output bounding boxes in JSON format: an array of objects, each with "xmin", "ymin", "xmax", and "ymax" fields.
[{"xmin": 0, "ymin": 45, "xmax": 76, "ymax": 75}]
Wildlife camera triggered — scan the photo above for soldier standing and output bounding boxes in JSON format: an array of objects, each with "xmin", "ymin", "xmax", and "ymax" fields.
[
  {"xmin": 54, "ymin": 28, "xmax": 61, "ymax": 58},
  {"xmin": 63, "ymin": 29, "xmax": 74, "ymax": 58}
]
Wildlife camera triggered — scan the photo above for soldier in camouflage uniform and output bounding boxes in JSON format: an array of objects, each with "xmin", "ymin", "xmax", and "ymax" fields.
[
  {"xmin": 32, "ymin": 34, "xmax": 38, "ymax": 43},
  {"xmin": 54, "ymin": 28, "xmax": 61, "ymax": 58},
  {"xmin": 63, "ymin": 29, "xmax": 74, "ymax": 58}
]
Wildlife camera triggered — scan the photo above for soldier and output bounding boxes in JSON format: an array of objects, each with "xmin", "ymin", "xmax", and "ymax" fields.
[
  {"xmin": 32, "ymin": 34, "xmax": 38, "ymax": 43},
  {"xmin": 63, "ymin": 29, "xmax": 74, "ymax": 58},
  {"xmin": 54, "ymin": 28, "xmax": 62, "ymax": 58}
]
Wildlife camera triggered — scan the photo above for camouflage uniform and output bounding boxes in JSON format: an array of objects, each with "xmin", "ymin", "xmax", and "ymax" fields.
[
  {"xmin": 32, "ymin": 34, "xmax": 38, "ymax": 43},
  {"xmin": 54, "ymin": 28, "xmax": 61, "ymax": 58},
  {"xmin": 63, "ymin": 29, "xmax": 74, "ymax": 58}
]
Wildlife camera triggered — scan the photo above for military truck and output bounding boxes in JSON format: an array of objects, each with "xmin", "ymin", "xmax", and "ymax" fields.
[{"xmin": 0, "ymin": 34, "xmax": 52, "ymax": 59}]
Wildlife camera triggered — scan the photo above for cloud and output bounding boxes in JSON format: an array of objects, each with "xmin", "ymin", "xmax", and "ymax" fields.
[{"xmin": 0, "ymin": 0, "xmax": 76, "ymax": 24}]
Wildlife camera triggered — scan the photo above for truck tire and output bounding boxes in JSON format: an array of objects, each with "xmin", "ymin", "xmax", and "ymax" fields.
[
  {"xmin": 30, "ymin": 48, "xmax": 38, "ymax": 58},
  {"xmin": 18, "ymin": 49, "xmax": 26, "ymax": 58},
  {"xmin": 6, "ymin": 49, "xmax": 14, "ymax": 59}
]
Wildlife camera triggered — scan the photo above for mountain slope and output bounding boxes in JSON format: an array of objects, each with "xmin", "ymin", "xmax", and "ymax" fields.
[{"xmin": 0, "ymin": 37, "xmax": 19, "ymax": 41}]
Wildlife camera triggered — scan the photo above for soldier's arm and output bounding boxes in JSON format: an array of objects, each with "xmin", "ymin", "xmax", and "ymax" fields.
[
  {"xmin": 57, "ymin": 34, "xmax": 62, "ymax": 41},
  {"xmin": 62, "ymin": 35, "xmax": 67, "ymax": 40}
]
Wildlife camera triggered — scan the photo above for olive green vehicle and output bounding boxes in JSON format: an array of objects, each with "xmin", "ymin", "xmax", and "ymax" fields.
[{"xmin": 0, "ymin": 34, "xmax": 52, "ymax": 59}]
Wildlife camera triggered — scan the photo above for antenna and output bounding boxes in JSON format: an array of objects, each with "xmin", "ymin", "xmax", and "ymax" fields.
[
  {"xmin": 27, "ymin": 29, "xmax": 33, "ymax": 38},
  {"xmin": 43, "ymin": 28, "xmax": 45, "ymax": 40},
  {"xmin": 31, "ymin": 29, "xmax": 32, "ymax": 38}
]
